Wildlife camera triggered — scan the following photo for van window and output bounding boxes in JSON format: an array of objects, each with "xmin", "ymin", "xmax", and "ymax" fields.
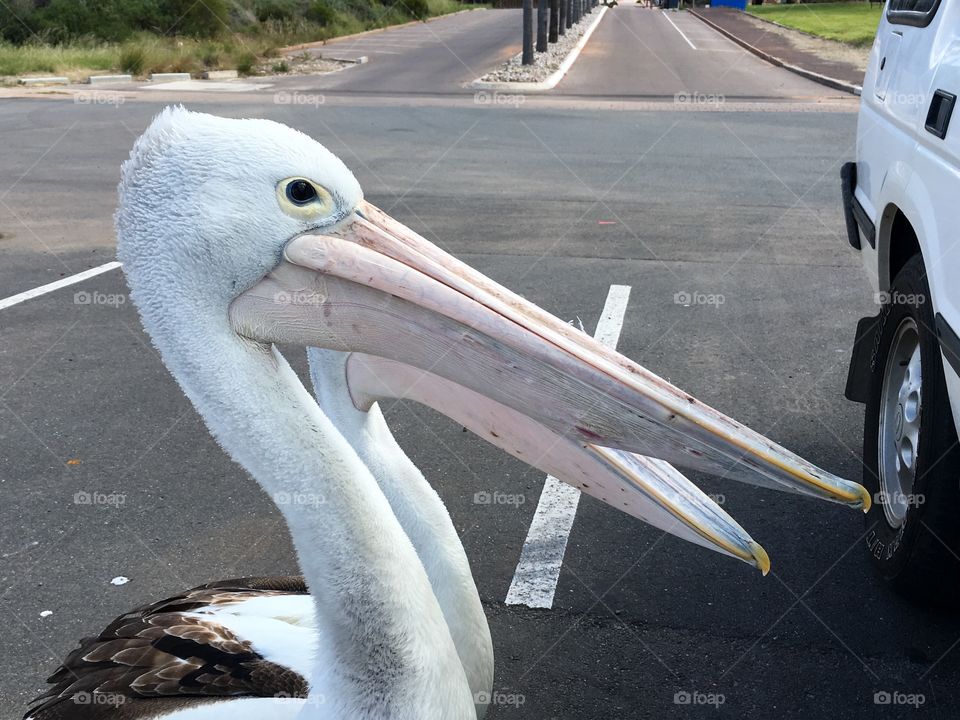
[{"xmin": 887, "ymin": 0, "xmax": 942, "ymax": 26}]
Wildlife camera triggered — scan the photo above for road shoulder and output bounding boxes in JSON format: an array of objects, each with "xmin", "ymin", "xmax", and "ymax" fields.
[{"xmin": 689, "ymin": 7, "xmax": 865, "ymax": 96}]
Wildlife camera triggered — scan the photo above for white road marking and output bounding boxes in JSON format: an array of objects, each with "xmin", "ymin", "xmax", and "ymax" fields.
[
  {"xmin": 661, "ymin": 10, "xmax": 697, "ymax": 50},
  {"xmin": 0, "ymin": 261, "xmax": 122, "ymax": 311},
  {"xmin": 505, "ymin": 284, "xmax": 632, "ymax": 609}
]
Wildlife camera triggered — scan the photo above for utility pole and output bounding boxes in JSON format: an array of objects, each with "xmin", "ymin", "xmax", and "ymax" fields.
[
  {"xmin": 522, "ymin": 0, "xmax": 534, "ymax": 65},
  {"xmin": 536, "ymin": 0, "xmax": 548, "ymax": 52},
  {"xmin": 549, "ymin": 0, "xmax": 559, "ymax": 43}
]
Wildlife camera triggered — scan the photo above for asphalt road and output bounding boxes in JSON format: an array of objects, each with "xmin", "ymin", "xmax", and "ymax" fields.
[
  {"xmin": 1, "ymin": 9, "xmax": 954, "ymax": 720},
  {"xmin": 285, "ymin": 8, "xmax": 521, "ymax": 95},
  {"xmin": 559, "ymin": 6, "xmax": 836, "ymax": 100}
]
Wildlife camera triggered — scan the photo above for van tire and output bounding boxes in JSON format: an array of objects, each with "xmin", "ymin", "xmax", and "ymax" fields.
[{"xmin": 862, "ymin": 254, "xmax": 960, "ymax": 603}]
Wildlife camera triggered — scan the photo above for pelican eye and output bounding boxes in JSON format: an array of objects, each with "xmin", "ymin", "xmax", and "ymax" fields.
[
  {"xmin": 286, "ymin": 179, "xmax": 317, "ymax": 206},
  {"xmin": 277, "ymin": 177, "xmax": 335, "ymax": 220}
]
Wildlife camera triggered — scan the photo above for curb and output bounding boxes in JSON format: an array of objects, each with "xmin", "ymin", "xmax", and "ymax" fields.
[
  {"xmin": 201, "ymin": 70, "xmax": 239, "ymax": 79},
  {"xmin": 324, "ymin": 55, "xmax": 369, "ymax": 64},
  {"xmin": 149, "ymin": 72, "xmax": 191, "ymax": 82},
  {"xmin": 18, "ymin": 76, "xmax": 69, "ymax": 86},
  {"xmin": 688, "ymin": 9, "xmax": 862, "ymax": 97},
  {"xmin": 470, "ymin": 5, "xmax": 607, "ymax": 93},
  {"xmin": 87, "ymin": 74, "xmax": 133, "ymax": 85},
  {"xmin": 280, "ymin": 8, "xmax": 484, "ymax": 54}
]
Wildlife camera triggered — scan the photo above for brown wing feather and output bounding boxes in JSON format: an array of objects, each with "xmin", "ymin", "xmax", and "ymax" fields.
[{"xmin": 25, "ymin": 576, "xmax": 311, "ymax": 720}]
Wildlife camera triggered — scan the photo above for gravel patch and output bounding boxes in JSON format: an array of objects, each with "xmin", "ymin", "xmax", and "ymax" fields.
[
  {"xmin": 478, "ymin": 11, "xmax": 599, "ymax": 83},
  {"xmin": 258, "ymin": 51, "xmax": 352, "ymax": 76}
]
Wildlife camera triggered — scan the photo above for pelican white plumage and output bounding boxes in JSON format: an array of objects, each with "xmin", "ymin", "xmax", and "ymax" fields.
[{"xmin": 26, "ymin": 107, "xmax": 869, "ymax": 720}]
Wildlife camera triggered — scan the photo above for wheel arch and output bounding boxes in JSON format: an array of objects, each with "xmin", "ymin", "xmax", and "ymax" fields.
[{"xmin": 877, "ymin": 204, "xmax": 924, "ymax": 291}]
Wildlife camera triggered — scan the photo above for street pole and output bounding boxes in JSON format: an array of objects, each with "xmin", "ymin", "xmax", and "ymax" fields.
[
  {"xmin": 522, "ymin": 0, "xmax": 534, "ymax": 65},
  {"xmin": 536, "ymin": 0, "xmax": 548, "ymax": 52},
  {"xmin": 549, "ymin": 0, "xmax": 559, "ymax": 42}
]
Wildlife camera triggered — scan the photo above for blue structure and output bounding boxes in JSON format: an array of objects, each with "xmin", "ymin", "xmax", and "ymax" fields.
[{"xmin": 711, "ymin": 0, "xmax": 748, "ymax": 8}]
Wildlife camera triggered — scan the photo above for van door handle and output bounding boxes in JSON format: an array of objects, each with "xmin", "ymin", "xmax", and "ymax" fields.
[{"xmin": 925, "ymin": 90, "xmax": 956, "ymax": 139}]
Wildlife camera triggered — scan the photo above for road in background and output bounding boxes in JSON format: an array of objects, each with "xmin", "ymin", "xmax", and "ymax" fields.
[
  {"xmin": 558, "ymin": 6, "xmax": 836, "ymax": 99},
  {"xmin": 285, "ymin": 9, "xmax": 521, "ymax": 94}
]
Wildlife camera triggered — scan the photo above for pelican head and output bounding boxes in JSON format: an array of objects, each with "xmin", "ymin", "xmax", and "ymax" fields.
[
  {"xmin": 117, "ymin": 107, "xmax": 868, "ymax": 575},
  {"xmin": 116, "ymin": 107, "xmax": 362, "ymax": 307}
]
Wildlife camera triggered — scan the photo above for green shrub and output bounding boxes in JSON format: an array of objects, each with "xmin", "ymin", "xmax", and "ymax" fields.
[
  {"xmin": 306, "ymin": 1, "xmax": 337, "ymax": 25},
  {"xmin": 166, "ymin": 0, "xmax": 231, "ymax": 37},
  {"xmin": 0, "ymin": 0, "xmax": 37, "ymax": 44},
  {"xmin": 401, "ymin": 0, "xmax": 431, "ymax": 20},
  {"xmin": 167, "ymin": 53, "xmax": 200, "ymax": 74},
  {"xmin": 119, "ymin": 45, "xmax": 145, "ymax": 74},
  {"xmin": 272, "ymin": 60, "xmax": 290, "ymax": 72},
  {"xmin": 199, "ymin": 43, "xmax": 222, "ymax": 68},
  {"xmin": 15, "ymin": 0, "xmax": 230, "ymax": 43},
  {"xmin": 236, "ymin": 51, "xmax": 257, "ymax": 75},
  {"xmin": 256, "ymin": 0, "xmax": 298, "ymax": 22}
]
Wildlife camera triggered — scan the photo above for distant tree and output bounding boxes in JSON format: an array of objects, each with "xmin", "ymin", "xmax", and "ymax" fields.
[
  {"xmin": 402, "ymin": 0, "xmax": 431, "ymax": 20},
  {"xmin": 164, "ymin": 0, "xmax": 230, "ymax": 36},
  {"xmin": 306, "ymin": 1, "xmax": 336, "ymax": 25},
  {"xmin": 0, "ymin": 0, "xmax": 36, "ymax": 43},
  {"xmin": 255, "ymin": 0, "xmax": 298, "ymax": 22}
]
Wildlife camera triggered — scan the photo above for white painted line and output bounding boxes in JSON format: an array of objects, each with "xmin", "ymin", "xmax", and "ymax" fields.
[
  {"xmin": 662, "ymin": 10, "xmax": 697, "ymax": 50},
  {"xmin": 505, "ymin": 284, "xmax": 632, "ymax": 609},
  {"xmin": 0, "ymin": 261, "xmax": 122, "ymax": 311}
]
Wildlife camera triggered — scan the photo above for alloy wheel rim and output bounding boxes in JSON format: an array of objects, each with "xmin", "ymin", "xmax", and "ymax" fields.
[{"xmin": 878, "ymin": 317, "xmax": 922, "ymax": 528}]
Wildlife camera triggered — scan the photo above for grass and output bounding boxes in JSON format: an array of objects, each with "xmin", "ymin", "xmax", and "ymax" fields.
[
  {"xmin": 0, "ymin": 42, "xmax": 117, "ymax": 77},
  {"xmin": 1, "ymin": 0, "xmax": 467, "ymax": 79},
  {"xmin": 747, "ymin": 2, "xmax": 882, "ymax": 47}
]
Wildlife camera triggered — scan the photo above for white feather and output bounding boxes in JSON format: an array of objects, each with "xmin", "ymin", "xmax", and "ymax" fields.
[
  {"xmin": 116, "ymin": 107, "xmax": 476, "ymax": 719},
  {"xmin": 188, "ymin": 595, "xmax": 318, "ymax": 680}
]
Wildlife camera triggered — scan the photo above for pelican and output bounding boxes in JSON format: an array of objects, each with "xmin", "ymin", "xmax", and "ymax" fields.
[{"xmin": 26, "ymin": 107, "xmax": 868, "ymax": 720}]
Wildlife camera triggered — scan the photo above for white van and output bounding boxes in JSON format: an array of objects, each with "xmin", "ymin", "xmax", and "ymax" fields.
[{"xmin": 842, "ymin": 0, "xmax": 960, "ymax": 600}]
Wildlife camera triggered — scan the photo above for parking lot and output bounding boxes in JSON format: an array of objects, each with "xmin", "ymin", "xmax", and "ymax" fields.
[{"xmin": 2, "ymin": 8, "xmax": 958, "ymax": 720}]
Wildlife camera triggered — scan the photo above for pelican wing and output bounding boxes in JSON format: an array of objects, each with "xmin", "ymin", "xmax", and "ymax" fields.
[{"xmin": 25, "ymin": 578, "xmax": 310, "ymax": 720}]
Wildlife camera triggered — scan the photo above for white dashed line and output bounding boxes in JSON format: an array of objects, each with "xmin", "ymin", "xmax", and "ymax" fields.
[
  {"xmin": 505, "ymin": 284, "xmax": 632, "ymax": 609},
  {"xmin": 662, "ymin": 10, "xmax": 697, "ymax": 50},
  {"xmin": 0, "ymin": 261, "xmax": 122, "ymax": 311}
]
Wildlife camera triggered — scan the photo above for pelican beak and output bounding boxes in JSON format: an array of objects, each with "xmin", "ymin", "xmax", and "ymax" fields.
[
  {"xmin": 345, "ymin": 353, "xmax": 770, "ymax": 573},
  {"xmin": 230, "ymin": 200, "xmax": 870, "ymax": 514}
]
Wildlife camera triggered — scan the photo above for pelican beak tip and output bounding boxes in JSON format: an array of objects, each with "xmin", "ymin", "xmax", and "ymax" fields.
[
  {"xmin": 750, "ymin": 541, "xmax": 771, "ymax": 576},
  {"xmin": 858, "ymin": 485, "xmax": 873, "ymax": 513}
]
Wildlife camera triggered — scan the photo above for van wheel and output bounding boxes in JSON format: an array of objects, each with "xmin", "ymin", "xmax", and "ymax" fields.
[{"xmin": 863, "ymin": 254, "xmax": 960, "ymax": 603}]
